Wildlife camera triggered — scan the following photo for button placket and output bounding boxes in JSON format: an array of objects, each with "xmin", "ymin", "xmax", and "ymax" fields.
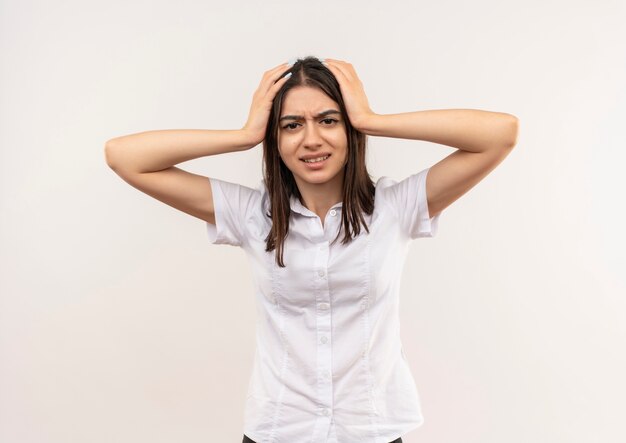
[{"xmin": 314, "ymin": 239, "xmax": 332, "ymax": 426}]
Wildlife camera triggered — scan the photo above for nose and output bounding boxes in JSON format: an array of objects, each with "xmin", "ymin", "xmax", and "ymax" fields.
[{"xmin": 302, "ymin": 121, "xmax": 323, "ymax": 148}]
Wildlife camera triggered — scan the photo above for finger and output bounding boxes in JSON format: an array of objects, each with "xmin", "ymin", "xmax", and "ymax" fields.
[
  {"xmin": 324, "ymin": 58, "xmax": 348, "ymax": 67},
  {"xmin": 266, "ymin": 68, "xmax": 291, "ymax": 92},
  {"xmin": 267, "ymin": 62, "xmax": 290, "ymax": 75},
  {"xmin": 325, "ymin": 60, "xmax": 352, "ymax": 83},
  {"xmin": 325, "ymin": 59, "xmax": 356, "ymax": 75},
  {"xmin": 272, "ymin": 72, "xmax": 291, "ymax": 87},
  {"xmin": 325, "ymin": 58, "xmax": 351, "ymax": 69},
  {"xmin": 259, "ymin": 63, "xmax": 291, "ymax": 94},
  {"xmin": 259, "ymin": 63, "xmax": 289, "ymax": 86},
  {"xmin": 260, "ymin": 71, "xmax": 291, "ymax": 101},
  {"xmin": 324, "ymin": 59, "xmax": 354, "ymax": 82}
]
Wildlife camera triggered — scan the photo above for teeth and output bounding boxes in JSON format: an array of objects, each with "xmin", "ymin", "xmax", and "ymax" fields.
[{"xmin": 303, "ymin": 155, "xmax": 330, "ymax": 163}]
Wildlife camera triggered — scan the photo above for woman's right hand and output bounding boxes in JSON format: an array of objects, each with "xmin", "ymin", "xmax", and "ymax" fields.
[{"xmin": 241, "ymin": 62, "xmax": 292, "ymax": 148}]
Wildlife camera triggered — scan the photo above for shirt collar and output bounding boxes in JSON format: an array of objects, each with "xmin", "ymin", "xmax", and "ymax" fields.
[
  {"xmin": 289, "ymin": 194, "xmax": 343, "ymax": 217},
  {"xmin": 258, "ymin": 180, "xmax": 343, "ymax": 218}
]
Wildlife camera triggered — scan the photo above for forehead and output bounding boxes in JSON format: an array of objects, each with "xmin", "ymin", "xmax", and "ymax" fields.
[{"xmin": 281, "ymin": 86, "xmax": 338, "ymax": 113}]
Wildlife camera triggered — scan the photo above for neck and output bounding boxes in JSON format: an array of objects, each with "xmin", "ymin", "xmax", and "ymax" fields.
[{"xmin": 295, "ymin": 170, "xmax": 344, "ymax": 217}]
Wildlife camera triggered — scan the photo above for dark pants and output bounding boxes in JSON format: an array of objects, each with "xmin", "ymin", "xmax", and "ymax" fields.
[{"xmin": 243, "ymin": 435, "xmax": 402, "ymax": 443}]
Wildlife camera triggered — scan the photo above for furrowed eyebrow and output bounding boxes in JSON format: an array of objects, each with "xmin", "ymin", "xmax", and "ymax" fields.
[{"xmin": 279, "ymin": 109, "xmax": 341, "ymax": 123}]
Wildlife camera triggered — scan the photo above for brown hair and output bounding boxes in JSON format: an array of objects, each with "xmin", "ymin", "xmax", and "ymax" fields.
[{"xmin": 262, "ymin": 56, "xmax": 376, "ymax": 267}]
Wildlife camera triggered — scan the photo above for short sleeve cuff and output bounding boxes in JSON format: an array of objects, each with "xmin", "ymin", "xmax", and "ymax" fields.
[
  {"xmin": 206, "ymin": 177, "xmax": 243, "ymax": 247},
  {"xmin": 415, "ymin": 167, "xmax": 441, "ymax": 238},
  {"xmin": 206, "ymin": 219, "xmax": 218, "ymax": 243}
]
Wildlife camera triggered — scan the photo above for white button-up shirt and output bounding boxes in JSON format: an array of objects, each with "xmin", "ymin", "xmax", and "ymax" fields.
[{"xmin": 206, "ymin": 167, "xmax": 441, "ymax": 443}]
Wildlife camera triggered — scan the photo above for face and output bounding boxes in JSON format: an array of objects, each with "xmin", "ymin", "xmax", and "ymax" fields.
[{"xmin": 277, "ymin": 86, "xmax": 348, "ymax": 187}]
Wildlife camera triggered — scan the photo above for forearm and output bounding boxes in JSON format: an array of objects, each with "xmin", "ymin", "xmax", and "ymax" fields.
[
  {"xmin": 104, "ymin": 129, "xmax": 257, "ymax": 173},
  {"xmin": 357, "ymin": 109, "xmax": 519, "ymax": 153}
]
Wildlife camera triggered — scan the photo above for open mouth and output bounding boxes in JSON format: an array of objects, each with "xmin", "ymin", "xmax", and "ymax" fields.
[{"xmin": 300, "ymin": 154, "xmax": 331, "ymax": 165}]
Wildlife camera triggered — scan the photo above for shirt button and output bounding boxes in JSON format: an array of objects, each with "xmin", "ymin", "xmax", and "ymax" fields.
[
  {"xmin": 322, "ymin": 408, "xmax": 330, "ymax": 416},
  {"xmin": 318, "ymin": 269, "xmax": 325, "ymax": 277},
  {"xmin": 330, "ymin": 209, "xmax": 337, "ymax": 216},
  {"xmin": 319, "ymin": 302, "xmax": 329, "ymax": 310},
  {"xmin": 320, "ymin": 336, "xmax": 328, "ymax": 344},
  {"xmin": 319, "ymin": 244, "xmax": 324, "ymax": 251}
]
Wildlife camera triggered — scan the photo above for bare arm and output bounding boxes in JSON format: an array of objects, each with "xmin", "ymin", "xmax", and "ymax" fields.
[
  {"xmin": 104, "ymin": 129, "xmax": 257, "ymax": 174},
  {"xmin": 356, "ymin": 109, "xmax": 519, "ymax": 218},
  {"xmin": 104, "ymin": 61, "xmax": 292, "ymax": 173},
  {"xmin": 103, "ymin": 129, "xmax": 259, "ymax": 225},
  {"xmin": 356, "ymin": 109, "xmax": 518, "ymax": 153},
  {"xmin": 103, "ymin": 62, "xmax": 292, "ymax": 225}
]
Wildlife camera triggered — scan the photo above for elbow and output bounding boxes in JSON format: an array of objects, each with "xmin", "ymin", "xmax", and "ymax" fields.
[
  {"xmin": 497, "ymin": 113, "xmax": 519, "ymax": 149},
  {"xmin": 502, "ymin": 114, "xmax": 520, "ymax": 149},
  {"xmin": 104, "ymin": 139, "xmax": 122, "ymax": 169}
]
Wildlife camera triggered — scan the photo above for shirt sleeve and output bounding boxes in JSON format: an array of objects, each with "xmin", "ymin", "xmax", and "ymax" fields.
[
  {"xmin": 379, "ymin": 166, "xmax": 441, "ymax": 239},
  {"xmin": 205, "ymin": 177, "xmax": 259, "ymax": 247}
]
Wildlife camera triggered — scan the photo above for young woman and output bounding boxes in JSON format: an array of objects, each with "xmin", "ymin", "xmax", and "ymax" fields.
[{"xmin": 105, "ymin": 56, "xmax": 519, "ymax": 443}]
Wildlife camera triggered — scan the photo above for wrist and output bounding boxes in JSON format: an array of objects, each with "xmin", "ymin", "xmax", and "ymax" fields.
[
  {"xmin": 238, "ymin": 128, "xmax": 263, "ymax": 150},
  {"xmin": 353, "ymin": 112, "xmax": 381, "ymax": 135}
]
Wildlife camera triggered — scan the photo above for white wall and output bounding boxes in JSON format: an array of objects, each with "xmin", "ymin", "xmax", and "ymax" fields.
[{"xmin": 1, "ymin": 0, "xmax": 624, "ymax": 442}]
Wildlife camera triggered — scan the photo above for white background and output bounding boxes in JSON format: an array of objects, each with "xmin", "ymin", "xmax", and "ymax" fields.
[{"xmin": 1, "ymin": 0, "xmax": 625, "ymax": 442}]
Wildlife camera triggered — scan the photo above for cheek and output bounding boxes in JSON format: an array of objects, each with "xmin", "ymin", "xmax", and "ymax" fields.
[{"xmin": 278, "ymin": 144, "xmax": 298, "ymax": 162}]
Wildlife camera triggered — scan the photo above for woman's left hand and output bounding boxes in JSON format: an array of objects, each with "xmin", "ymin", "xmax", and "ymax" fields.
[{"xmin": 323, "ymin": 58, "xmax": 376, "ymax": 131}]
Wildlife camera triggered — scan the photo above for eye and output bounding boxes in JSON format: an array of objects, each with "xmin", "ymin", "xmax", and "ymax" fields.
[{"xmin": 281, "ymin": 118, "xmax": 339, "ymax": 131}]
